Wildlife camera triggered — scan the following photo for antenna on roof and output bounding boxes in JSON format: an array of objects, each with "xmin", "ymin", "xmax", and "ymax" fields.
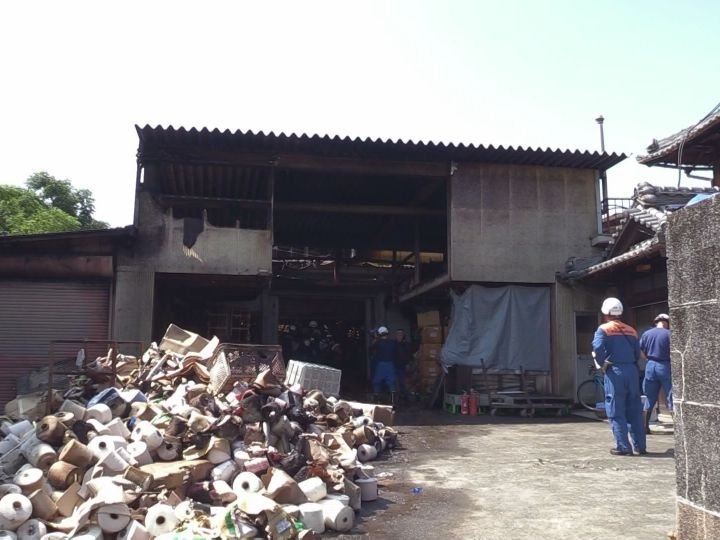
[{"xmin": 595, "ymin": 115, "xmax": 608, "ymax": 224}]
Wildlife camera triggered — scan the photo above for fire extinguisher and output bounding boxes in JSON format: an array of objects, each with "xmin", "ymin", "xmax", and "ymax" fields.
[
  {"xmin": 468, "ymin": 393, "xmax": 478, "ymax": 416},
  {"xmin": 461, "ymin": 393, "xmax": 470, "ymax": 415}
]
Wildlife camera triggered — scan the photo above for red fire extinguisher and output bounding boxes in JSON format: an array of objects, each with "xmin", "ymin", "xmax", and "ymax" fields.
[
  {"xmin": 468, "ymin": 393, "xmax": 478, "ymax": 416},
  {"xmin": 461, "ymin": 393, "xmax": 470, "ymax": 415}
]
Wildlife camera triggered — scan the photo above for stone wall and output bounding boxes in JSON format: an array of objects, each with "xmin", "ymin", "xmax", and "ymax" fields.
[{"xmin": 666, "ymin": 195, "xmax": 720, "ymax": 539}]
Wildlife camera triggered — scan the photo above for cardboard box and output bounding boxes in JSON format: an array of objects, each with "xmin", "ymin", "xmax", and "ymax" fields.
[
  {"xmin": 419, "ymin": 344, "xmax": 442, "ymax": 361},
  {"xmin": 417, "ymin": 310, "xmax": 440, "ymax": 328},
  {"xmin": 421, "ymin": 326, "xmax": 443, "ymax": 344},
  {"xmin": 369, "ymin": 405, "xmax": 395, "ymax": 426},
  {"xmin": 420, "ymin": 361, "xmax": 441, "ymax": 378}
]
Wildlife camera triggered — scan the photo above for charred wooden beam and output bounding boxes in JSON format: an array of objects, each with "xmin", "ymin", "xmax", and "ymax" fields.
[{"xmin": 274, "ymin": 202, "xmax": 444, "ymax": 217}]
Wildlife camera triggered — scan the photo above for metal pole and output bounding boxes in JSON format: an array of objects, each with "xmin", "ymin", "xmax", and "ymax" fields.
[{"xmin": 596, "ymin": 116, "xmax": 609, "ymax": 219}]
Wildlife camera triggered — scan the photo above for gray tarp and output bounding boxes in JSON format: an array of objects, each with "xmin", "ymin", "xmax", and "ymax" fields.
[{"xmin": 440, "ymin": 285, "xmax": 550, "ymax": 371}]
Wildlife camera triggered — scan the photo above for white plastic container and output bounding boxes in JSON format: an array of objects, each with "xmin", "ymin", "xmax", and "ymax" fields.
[{"xmin": 284, "ymin": 361, "xmax": 341, "ymax": 396}]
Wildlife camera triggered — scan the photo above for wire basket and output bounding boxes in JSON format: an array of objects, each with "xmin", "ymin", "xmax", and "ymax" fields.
[{"xmin": 208, "ymin": 343, "xmax": 285, "ymax": 394}]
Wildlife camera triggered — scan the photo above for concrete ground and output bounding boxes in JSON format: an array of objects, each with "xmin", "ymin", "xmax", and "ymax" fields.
[{"xmin": 348, "ymin": 408, "xmax": 676, "ymax": 540}]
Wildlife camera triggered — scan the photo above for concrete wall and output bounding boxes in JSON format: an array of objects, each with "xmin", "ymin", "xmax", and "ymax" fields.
[
  {"xmin": 112, "ymin": 192, "xmax": 272, "ymax": 343},
  {"xmin": 666, "ymin": 196, "xmax": 720, "ymax": 539},
  {"xmin": 450, "ymin": 163, "xmax": 600, "ymax": 283}
]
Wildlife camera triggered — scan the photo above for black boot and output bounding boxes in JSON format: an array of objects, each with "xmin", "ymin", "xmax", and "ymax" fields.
[{"xmin": 643, "ymin": 410, "xmax": 651, "ymax": 435}]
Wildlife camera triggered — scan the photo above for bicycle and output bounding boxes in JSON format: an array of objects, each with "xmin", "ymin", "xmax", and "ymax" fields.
[{"xmin": 576, "ymin": 363, "xmax": 606, "ymax": 412}]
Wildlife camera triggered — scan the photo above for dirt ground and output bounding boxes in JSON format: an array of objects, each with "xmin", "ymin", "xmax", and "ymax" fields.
[{"xmin": 341, "ymin": 408, "xmax": 676, "ymax": 540}]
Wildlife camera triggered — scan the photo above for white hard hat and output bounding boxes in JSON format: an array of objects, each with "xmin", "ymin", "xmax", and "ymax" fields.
[
  {"xmin": 654, "ymin": 313, "xmax": 670, "ymax": 323},
  {"xmin": 601, "ymin": 297, "xmax": 623, "ymax": 316},
  {"xmin": 377, "ymin": 326, "xmax": 389, "ymax": 335}
]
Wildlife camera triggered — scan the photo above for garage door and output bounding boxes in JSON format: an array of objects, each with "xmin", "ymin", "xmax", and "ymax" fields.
[{"xmin": 0, "ymin": 280, "xmax": 110, "ymax": 406}]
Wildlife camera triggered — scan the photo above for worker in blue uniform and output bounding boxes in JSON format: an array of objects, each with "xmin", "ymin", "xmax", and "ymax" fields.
[
  {"xmin": 371, "ymin": 326, "xmax": 397, "ymax": 400},
  {"xmin": 592, "ymin": 298, "xmax": 647, "ymax": 456},
  {"xmin": 640, "ymin": 313, "xmax": 672, "ymax": 434}
]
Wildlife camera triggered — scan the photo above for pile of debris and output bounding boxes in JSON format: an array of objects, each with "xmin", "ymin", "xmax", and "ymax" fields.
[{"xmin": 0, "ymin": 325, "xmax": 397, "ymax": 539}]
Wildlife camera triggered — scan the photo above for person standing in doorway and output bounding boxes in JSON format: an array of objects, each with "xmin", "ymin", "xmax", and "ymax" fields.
[
  {"xmin": 592, "ymin": 298, "xmax": 647, "ymax": 456},
  {"xmin": 371, "ymin": 326, "xmax": 397, "ymax": 400},
  {"xmin": 640, "ymin": 313, "xmax": 672, "ymax": 434}
]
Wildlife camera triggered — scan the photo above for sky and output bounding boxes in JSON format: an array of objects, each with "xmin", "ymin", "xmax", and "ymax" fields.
[{"xmin": 1, "ymin": 0, "xmax": 719, "ymax": 227}]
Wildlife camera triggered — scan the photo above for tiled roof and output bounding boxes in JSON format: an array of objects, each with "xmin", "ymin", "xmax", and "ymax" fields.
[
  {"xmin": 560, "ymin": 181, "xmax": 717, "ymax": 280},
  {"xmin": 563, "ymin": 237, "xmax": 664, "ymax": 279},
  {"xmin": 638, "ymin": 104, "xmax": 720, "ymax": 166}
]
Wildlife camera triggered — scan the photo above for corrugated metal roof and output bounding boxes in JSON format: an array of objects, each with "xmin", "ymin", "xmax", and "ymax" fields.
[
  {"xmin": 638, "ymin": 105, "xmax": 720, "ymax": 166},
  {"xmin": 136, "ymin": 125, "xmax": 626, "ymax": 171}
]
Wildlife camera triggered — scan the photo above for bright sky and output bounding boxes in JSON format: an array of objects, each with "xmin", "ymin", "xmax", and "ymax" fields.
[{"xmin": 1, "ymin": 1, "xmax": 719, "ymax": 227}]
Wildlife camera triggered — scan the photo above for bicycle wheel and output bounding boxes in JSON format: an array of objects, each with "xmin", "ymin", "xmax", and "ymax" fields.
[{"xmin": 577, "ymin": 380, "xmax": 605, "ymax": 411}]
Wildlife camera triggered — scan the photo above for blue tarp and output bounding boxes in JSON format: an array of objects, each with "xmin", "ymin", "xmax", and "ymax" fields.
[{"xmin": 441, "ymin": 284, "xmax": 551, "ymax": 371}]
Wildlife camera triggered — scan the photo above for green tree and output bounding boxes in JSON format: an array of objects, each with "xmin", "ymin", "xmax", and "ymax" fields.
[
  {"xmin": 0, "ymin": 185, "xmax": 80, "ymax": 235},
  {"xmin": 26, "ymin": 172, "xmax": 108, "ymax": 229},
  {"xmin": 0, "ymin": 172, "xmax": 108, "ymax": 235}
]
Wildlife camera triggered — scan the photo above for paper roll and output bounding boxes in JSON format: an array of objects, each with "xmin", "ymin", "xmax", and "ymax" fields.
[
  {"xmin": 13, "ymin": 468, "xmax": 45, "ymax": 495},
  {"xmin": 97, "ymin": 450, "xmax": 130, "ymax": 474},
  {"xmin": 0, "ymin": 436, "xmax": 19, "ymax": 457},
  {"xmin": 156, "ymin": 441, "xmax": 180, "ymax": 461},
  {"xmin": 130, "ymin": 422, "xmax": 163, "ymax": 451},
  {"xmin": 52, "ymin": 412, "xmax": 75, "ymax": 427},
  {"xmin": 87, "ymin": 435, "xmax": 127, "ymax": 460},
  {"xmin": 324, "ymin": 493, "xmax": 350, "ymax": 507},
  {"xmin": 16, "ymin": 519, "xmax": 46, "ymax": 540},
  {"xmin": 321, "ymin": 499, "xmax": 354, "ymax": 532},
  {"xmin": 173, "ymin": 500, "xmax": 194, "ymax": 521},
  {"xmin": 23, "ymin": 441, "xmax": 57, "ymax": 470},
  {"xmin": 28, "ymin": 488, "xmax": 57, "ymax": 520},
  {"xmin": 0, "ymin": 487, "xmax": 19, "ymax": 499},
  {"xmin": 0, "ymin": 493, "xmax": 32, "ymax": 531},
  {"xmin": 232, "ymin": 472, "xmax": 263, "ymax": 496},
  {"xmin": 35, "ymin": 417, "xmax": 66, "ymax": 446},
  {"xmin": 97, "ymin": 503, "xmax": 132, "ymax": 533},
  {"xmin": 0, "ymin": 531, "xmax": 16, "ymax": 540},
  {"xmin": 355, "ymin": 477, "xmax": 378, "ymax": 502},
  {"xmin": 6, "ymin": 421, "xmax": 33, "ymax": 439},
  {"xmin": 144, "ymin": 504, "xmax": 178, "ymax": 537},
  {"xmin": 85, "ymin": 419, "xmax": 110, "ymax": 436},
  {"xmin": 298, "ymin": 477, "xmax": 327, "ymax": 503},
  {"xmin": 299, "ymin": 502, "xmax": 325, "ymax": 534},
  {"xmin": 117, "ymin": 520, "xmax": 151, "ymax": 540},
  {"xmin": 126, "ymin": 442, "xmax": 153, "ymax": 466},
  {"xmin": 115, "ymin": 446, "xmax": 138, "ymax": 468},
  {"xmin": 210, "ymin": 460, "xmax": 238, "ymax": 483},
  {"xmin": 357, "ymin": 444, "xmax": 377, "ymax": 462},
  {"xmin": 84, "ymin": 404, "xmax": 112, "ymax": 424},
  {"xmin": 58, "ymin": 440, "xmax": 94, "ymax": 468},
  {"xmin": 60, "ymin": 400, "xmax": 87, "ymax": 421},
  {"xmin": 47, "ymin": 462, "xmax": 81, "ymax": 490},
  {"xmin": 105, "ymin": 418, "xmax": 131, "ymax": 439},
  {"xmin": 243, "ymin": 456, "xmax": 269, "ymax": 474},
  {"xmin": 282, "ymin": 504, "xmax": 300, "ymax": 517}
]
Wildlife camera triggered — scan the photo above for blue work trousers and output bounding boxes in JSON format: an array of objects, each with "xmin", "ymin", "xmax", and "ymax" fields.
[
  {"xmin": 605, "ymin": 364, "xmax": 646, "ymax": 453},
  {"xmin": 643, "ymin": 360, "xmax": 673, "ymax": 412},
  {"xmin": 372, "ymin": 361, "xmax": 396, "ymax": 394}
]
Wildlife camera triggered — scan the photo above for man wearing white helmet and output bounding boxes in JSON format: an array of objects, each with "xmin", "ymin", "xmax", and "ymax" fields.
[
  {"xmin": 640, "ymin": 313, "xmax": 673, "ymax": 434},
  {"xmin": 592, "ymin": 297, "xmax": 647, "ymax": 456},
  {"xmin": 370, "ymin": 326, "xmax": 397, "ymax": 400}
]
